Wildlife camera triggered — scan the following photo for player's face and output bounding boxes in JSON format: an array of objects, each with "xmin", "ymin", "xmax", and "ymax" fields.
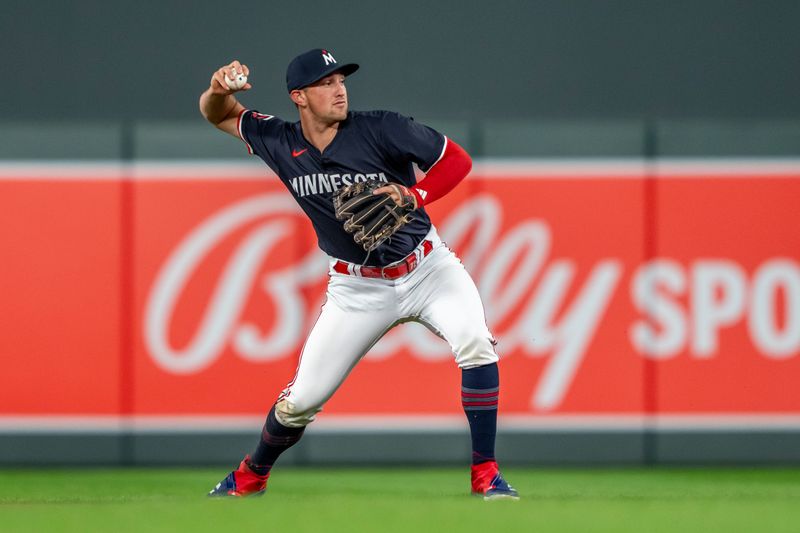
[{"xmin": 301, "ymin": 73, "xmax": 348, "ymax": 123}]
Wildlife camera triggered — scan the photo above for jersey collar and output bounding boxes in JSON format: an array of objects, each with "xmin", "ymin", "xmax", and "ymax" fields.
[{"xmin": 294, "ymin": 113, "xmax": 350, "ymax": 157}]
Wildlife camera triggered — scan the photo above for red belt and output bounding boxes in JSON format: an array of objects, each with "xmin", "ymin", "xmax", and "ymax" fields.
[{"xmin": 333, "ymin": 240, "xmax": 434, "ymax": 280}]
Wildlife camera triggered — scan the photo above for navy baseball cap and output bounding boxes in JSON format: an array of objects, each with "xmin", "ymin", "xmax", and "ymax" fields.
[{"xmin": 286, "ymin": 48, "xmax": 359, "ymax": 91}]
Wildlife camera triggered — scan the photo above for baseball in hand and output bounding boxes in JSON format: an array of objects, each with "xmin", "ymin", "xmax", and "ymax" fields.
[{"xmin": 224, "ymin": 71, "xmax": 248, "ymax": 90}]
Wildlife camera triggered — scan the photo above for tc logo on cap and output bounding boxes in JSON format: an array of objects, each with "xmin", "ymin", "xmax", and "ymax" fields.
[{"xmin": 322, "ymin": 50, "xmax": 337, "ymax": 66}]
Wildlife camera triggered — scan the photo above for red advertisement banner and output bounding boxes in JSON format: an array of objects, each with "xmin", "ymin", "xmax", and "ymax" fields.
[{"xmin": 1, "ymin": 163, "xmax": 798, "ymax": 422}]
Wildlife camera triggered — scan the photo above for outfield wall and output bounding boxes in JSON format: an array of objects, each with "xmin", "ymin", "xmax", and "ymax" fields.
[
  {"xmin": 1, "ymin": 157, "xmax": 799, "ymax": 465},
  {"xmin": 6, "ymin": 1, "xmax": 800, "ymax": 122}
]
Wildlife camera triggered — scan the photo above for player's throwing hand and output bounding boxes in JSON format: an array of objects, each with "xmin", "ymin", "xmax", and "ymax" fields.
[{"xmin": 210, "ymin": 60, "xmax": 252, "ymax": 95}]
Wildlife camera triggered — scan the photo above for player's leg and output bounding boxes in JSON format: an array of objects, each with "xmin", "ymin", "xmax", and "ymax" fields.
[
  {"xmin": 210, "ymin": 279, "xmax": 397, "ymax": 497},
  {"xmin": 405, "ymin": 245, "xmax": 519, "ymax": 500},
  {"xmin": 251, "ymin": 293, "xmax": 396, "ymax": 464},
  {"xmin": 274, "ymin": 275, "xmax": 400, "ymax": 424}
]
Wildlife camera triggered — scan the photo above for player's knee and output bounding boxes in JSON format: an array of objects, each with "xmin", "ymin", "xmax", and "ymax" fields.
[
  {"xmin": 454, "ymin": 334, "xmax": 499, "ymax": 368},
  {"xmin": 274, "ymin": 398, "xmax": 321, "ymax": 428}
]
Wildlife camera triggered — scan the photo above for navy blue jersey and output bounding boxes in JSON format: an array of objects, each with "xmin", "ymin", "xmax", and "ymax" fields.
[{"xmin": 238, "ymin": 110, "xmax": 445, "ymax": 266}]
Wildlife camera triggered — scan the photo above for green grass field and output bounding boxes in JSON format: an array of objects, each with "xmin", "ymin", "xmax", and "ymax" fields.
[{"xmin": 1, "ymin": 467, "xmax": 798, "ymax": 532}]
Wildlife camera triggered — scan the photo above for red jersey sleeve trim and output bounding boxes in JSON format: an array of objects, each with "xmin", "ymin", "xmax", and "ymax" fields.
[{"xmin": 237, "ymin": 108, "xmax": 255, "ymax": 155}]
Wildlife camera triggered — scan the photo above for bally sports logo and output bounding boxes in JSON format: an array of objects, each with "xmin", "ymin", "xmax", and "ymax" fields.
[{"xmin": 143, "ymin": 181, "xmax": 800, "ymax": 412}]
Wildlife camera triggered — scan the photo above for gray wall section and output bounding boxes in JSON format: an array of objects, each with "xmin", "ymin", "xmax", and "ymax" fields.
[
  {"xmin": 4, "ymin": 1, "xmax": 800, "ymax": 122},
  {"xmin": 655, "ymin": 431, "xmax": 800, "ymax": 464},
  {"xmin": 481, "ymin": 120, "xmax": 645, "ymax": 157},
  {"xmin": 0, "ymin": 123, "xmax": 123, "ymax": 159},
  {"xmin": 133, "ymin": 121, "xmax": 247, "ymax": 159},
  {"xmin": 2, "ymin": 119, "xmax": 799, "ymax": 159},
  {"xmin": 3, "ymin": 430, "xmax": 800, "ymax": 466},
  {"xmin": 656, "ymin": 120, "xmax": 800, "ymax": 156}
]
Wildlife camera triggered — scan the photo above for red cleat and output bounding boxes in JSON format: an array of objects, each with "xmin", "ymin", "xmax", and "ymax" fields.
[
  {"xmin": 471, "ymin": 460, "xmax": 520, "ymax": 500},
  {"xmin": 208, "ymin": 456, "xmax": 270, "ymax": 497}
]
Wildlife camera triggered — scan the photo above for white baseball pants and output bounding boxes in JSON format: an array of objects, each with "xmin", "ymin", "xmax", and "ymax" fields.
[{"xmin": 275, "ymin": 226, "xmax": 498, "ymax": 427}]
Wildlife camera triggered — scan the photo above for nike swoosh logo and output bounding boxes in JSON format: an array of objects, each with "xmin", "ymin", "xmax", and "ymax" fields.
[{"xmin": 292, "ymin": 148, "xmax": 308, "ymax": 157}]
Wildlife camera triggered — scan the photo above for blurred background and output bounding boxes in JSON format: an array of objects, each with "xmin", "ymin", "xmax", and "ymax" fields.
[{"xmin": 1, "ymin": 0, "xmax": 799, "ymax": 467}]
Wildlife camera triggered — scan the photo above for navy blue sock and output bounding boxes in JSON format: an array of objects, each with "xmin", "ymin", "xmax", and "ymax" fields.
[
  {"xmin": 248, "ymin": 405, "xmax": 305, "ymax": 474},
  {"xmin": 461, "ymin": 363, "xmax": 499, "ymax": 465}
]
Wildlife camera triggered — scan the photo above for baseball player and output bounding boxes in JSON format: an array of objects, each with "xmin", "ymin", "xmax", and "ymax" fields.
[{"xmin": 200, "ymin": 48, "xmax": 518, "ymax": 500}]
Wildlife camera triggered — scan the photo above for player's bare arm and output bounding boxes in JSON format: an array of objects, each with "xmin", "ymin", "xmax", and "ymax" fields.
[{"xmin": 199, "ymin": 60, "xmax": 252, "ymax": 138}]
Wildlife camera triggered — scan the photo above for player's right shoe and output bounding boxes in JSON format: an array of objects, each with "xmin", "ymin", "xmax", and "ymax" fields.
[
  {"xmin": 207, "ymin": 455, "xmax": 269, "ymax": 498},
  {"xmin": 471, "ymin": 460, "xmax": 520, "ymax": 501}
]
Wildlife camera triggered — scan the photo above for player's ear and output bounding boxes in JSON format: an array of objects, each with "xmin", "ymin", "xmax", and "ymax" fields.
[{"xmin": 290, "ymin": 89, "xmax": 306, "ymax": 107}]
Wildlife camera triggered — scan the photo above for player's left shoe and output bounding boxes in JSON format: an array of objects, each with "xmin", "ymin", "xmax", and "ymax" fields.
[
  {"xmin": 471, "ymin": 460, "xmax": 520, "ymax": 501},
  {"xmin": 208, "ymin": 455, "xmax": 270, "ymax": 498}
]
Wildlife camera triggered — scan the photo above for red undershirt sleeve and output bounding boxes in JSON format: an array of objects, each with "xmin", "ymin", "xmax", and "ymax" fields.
[{"xmin": 410, "ymin": 138, "xmax": 472, "ymax": 207}]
